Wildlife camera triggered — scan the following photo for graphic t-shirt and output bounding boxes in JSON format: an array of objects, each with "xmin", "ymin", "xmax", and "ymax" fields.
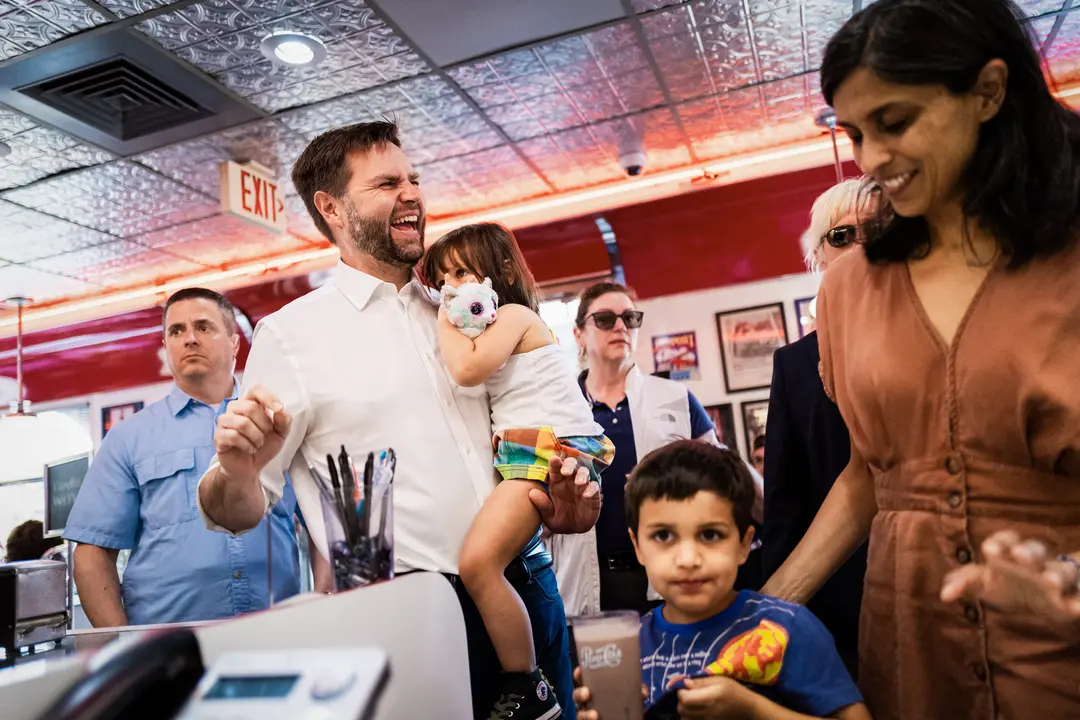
[{"xmin": 640, "ymin": 591, "xmax": 862, "ymax": 718}]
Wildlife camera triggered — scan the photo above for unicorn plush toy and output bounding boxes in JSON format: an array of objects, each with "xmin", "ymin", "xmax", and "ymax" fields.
[{"xmin": 440, "ymin": 277, "xmax": 499, "ymax": 338}]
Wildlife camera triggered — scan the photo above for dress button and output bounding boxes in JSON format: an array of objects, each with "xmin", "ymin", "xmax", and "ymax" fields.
[
  {"xmin": 956, "ymin": 547, "xmax": 973, "ymax": 564},
  {"xmin": 945, "ymin": 455, "xmax": 962, "ymax": 474},
  {"xmin": 612, "ymin": 418, "xmax": 618, "ymax": 424},
  {"xmin": 234, "ymin": 570, "xmax": 242, "ymax": 580},
  {"xmin": 948, "ymin": 492, "xmax": 963, "ymax": 508},
  {"xmin": 973, "ymin": 663, "xmax": 988, "ymax": 682},
  {"xmin": 964, "ymin": 604, "xmax": 979, "ymax": 623}
]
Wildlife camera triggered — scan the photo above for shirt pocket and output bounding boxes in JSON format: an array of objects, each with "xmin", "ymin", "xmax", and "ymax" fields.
[{"xmin": 134, "ymin": 448, "xmax": 197, "ymax": 528}]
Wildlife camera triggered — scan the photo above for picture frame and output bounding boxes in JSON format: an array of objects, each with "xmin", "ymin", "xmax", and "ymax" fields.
[
  {"xmin": 715, "ymin": 303, "xmax": 789, "ymax": 393},
  {"xmin": 795, "ymin": 296, "xmax": 817, "ymax": 338},
  {"xmin": 101, "ymin": 401, "xmax": 143, "ymax": 439},
  {"xmin": 704, "ymin": 404, "xmax": 737, "ymax": 449},
  {"xmin": 741, "ymin": 399, "xmax": 770, "ymax": 463},
  {"xmin": 651, "ymin": 331, "xmax": 700, "ymax": 381}
]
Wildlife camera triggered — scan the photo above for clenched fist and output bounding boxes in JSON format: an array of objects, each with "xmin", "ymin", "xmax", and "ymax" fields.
[{"xmin": 214, "ymin": 385, "xmax": 291, "ymax": 482}]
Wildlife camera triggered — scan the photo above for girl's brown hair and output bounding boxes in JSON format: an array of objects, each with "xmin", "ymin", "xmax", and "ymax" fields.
[{"xmin": 421, "ymin": 222, "xmax": 542, "ymax": 312}]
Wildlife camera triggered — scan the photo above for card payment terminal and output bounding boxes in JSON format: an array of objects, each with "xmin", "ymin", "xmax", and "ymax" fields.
[{"xmin": 174, "ymin": 647, "xmax": 389, "ymax": 720}]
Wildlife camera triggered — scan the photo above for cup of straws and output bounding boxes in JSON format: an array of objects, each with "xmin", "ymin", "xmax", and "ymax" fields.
[{"xmin": 309, "ymin": 446, "xmax": 396, "ymax": 591}]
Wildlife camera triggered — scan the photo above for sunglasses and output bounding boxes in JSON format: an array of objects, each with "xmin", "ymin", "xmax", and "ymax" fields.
[
  {"xmin": 588, "ymin": 310, "xmax": 644, "ymax": 331},
  {"xmin": 823, "ymin": 224, "xmax": 859, "ymax": 249}
]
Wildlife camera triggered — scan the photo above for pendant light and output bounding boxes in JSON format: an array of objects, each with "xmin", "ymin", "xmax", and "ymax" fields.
[
  {"xmin": 2, "ymin": 296, "xmax": 32, "ymax": 419},
  {"xmin": 814, "ymin": 108, "xmax": 845, "ymax": 184},
  {"xmin": 0, "ymin": 297, "xmax": 90, "ymax": 482}
]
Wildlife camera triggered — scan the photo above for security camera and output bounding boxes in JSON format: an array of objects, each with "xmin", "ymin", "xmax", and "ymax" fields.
[
  {"xmin": 619, "ymin": 149, "xmax": 647, "ymax": 176},
  {"xmin": 618, "ymin": 124, "xmax": 646, "ymax": 176}
]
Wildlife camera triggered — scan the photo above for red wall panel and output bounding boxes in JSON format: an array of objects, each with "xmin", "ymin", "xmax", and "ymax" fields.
[{"xmin": 608, "ymin": 163, "xmax": 859, "ymax": 298}]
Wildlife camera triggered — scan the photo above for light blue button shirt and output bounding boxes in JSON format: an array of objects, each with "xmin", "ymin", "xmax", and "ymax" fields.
[{"xmin": 64, "ymin": 384, "xmax": 301, "ymax": 625}]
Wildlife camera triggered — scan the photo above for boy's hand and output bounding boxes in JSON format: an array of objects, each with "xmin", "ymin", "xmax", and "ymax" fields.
[
  {"xmin": 572, "ymin": 666, "xmax": 647, "ymax": 720},
  {"xmin": 677, "ymin": 676, "xmax": 758, "ymax": 719}
]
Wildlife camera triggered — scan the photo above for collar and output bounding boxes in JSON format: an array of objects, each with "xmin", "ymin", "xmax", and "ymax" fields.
[
  {"xmin": 166, "ymin": 379, "xmax": 239, "ymax": 416},
  {"xmin": 331, "ymin": 260, "xmax": 387, "ymax": 312},
  {"xmin": 332, "ymin": 261, "xmax": 439, "ymax": 310},
  {"xmin": 579, "ymin": 365, "xmax": 639, "ymax": 406}
]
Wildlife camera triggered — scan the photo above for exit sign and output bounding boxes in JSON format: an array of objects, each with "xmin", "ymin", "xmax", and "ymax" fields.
[{"xmin": 220, "ymin": 160, "xmax": 287, "ymax": 233}]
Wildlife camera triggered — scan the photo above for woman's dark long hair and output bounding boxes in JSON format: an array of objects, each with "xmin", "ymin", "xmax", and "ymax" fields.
[{"xmin": 821, "ymin": 0, "xmax": 1080, "ymax": 267}]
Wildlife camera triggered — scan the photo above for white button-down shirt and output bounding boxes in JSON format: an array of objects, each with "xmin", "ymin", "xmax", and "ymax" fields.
[{"xmin": 199, "ymin": 261, "xmax": 496, "ymax": 574}]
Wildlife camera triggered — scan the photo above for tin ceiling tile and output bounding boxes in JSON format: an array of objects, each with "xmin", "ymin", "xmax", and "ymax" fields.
[
  {"xmin": 1028, "ymin": 15, "xmax": 1057, "ymax": 48},
  {"xmin": 630, "ymin": 0, "xmax": 684, "ymax": 11},
  {"xmin": 0, "ymin": 10, "xmax": 67, "ymax": 53},
  {"xmin": 0, "ymin": 263, "xmax": 105, "ymax": 301},
  {"xmin": 134, "ymin": 119, "xmax": 305, "ymax": 197},
  {"xmin": 0, "ymin": 107, "xmax": 37, "ymax": 140},
  {"xmin": 135, "ymin": 10, "xmax": 209, "ymax": 49},
  {"xmin": 246, "ymin": 51, "xmax": 428, "ymax": 112},
  {"xmin": 0, "ymin": 123, "xmax": 115, "ymax": 191},
  {"xmin": 417, "ymin": 145, "xmax": 549, "ymax": 217},
  {"xmin": 1, "ymin": 162, "xmax": 218, "ymax": 237},
  {"xmin": 28, "ymin": 240, "xmax": 210, "ymax": 288},
  {"xmin": 1047, "ymin": 9, "xmax": 1080, "ymax": 83},
  {"xmin": 135, "ymin": 213, "xmax": 301, "ymax": 255},
  {"xmin": 175, "ymin": 0, "xmax": 261, "ymax": 37},
  {"xmin": 22, "ymin": 0, "xmax": 107, "ymax": 33},
  {"xmin": 0, "ymin": 165, "xmax": 48, "ymax": 188},
  {"xmin": 279, "ymin": 74, "xmax": 464, "ymax": 140},
  {"xmin": 96, "ymin": 0, "xmax": 180, "ymax": 19},
  {"xmin": 1016, "ymin": 0, "xmax": 1066, "ymax": 17},
  {"xmin": 0, "ymin": 221, "xmax": 115, "ymax": 263}
]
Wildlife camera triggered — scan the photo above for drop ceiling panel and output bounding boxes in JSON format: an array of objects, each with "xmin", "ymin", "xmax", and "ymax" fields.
[{"xmin": 377, "ymin": 0, "xmax": 625, "ymax": 66}]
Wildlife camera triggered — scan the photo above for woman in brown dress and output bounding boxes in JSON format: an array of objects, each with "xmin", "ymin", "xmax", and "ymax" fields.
[{"xmin": 760, "ymin": 1, "xmax": 1080, "ymax": 718}]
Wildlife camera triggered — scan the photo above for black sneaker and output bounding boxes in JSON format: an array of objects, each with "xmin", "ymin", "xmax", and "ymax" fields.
[{"xmin": 487, "ymin": 668, "xmax": 562, "ymax": 720}]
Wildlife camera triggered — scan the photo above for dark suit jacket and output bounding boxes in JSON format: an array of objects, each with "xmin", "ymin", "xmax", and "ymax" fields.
[{"xmin": 762, "ymin": 330, "xmax": 867, "ymax": 676}]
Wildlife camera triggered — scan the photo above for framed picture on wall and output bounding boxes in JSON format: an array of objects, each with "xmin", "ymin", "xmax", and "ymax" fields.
[
  {"xmin": 704, "ymin": 404, "xmax": 737, "ymax": 449},
  {"xmin": 795, "ymin": 296, "xmax": 817, "ymax": 338},
  {"xmin": 715, "ymin": 303, "xmax": 789, "ymax": 393},
  {"xmin": 741, "ymin": 399, "xmax": 770, "ymax": 463},
  {"xmin": 101, "ymin": 402, "xmax": 143, "ymax": 439}
]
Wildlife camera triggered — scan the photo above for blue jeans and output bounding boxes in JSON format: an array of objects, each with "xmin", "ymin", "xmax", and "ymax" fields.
[{"xmin": 447, "ymin": 563, "xmax": 575, "ymax": 719}]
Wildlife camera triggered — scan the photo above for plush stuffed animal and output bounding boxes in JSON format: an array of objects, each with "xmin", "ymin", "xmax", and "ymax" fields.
[{"xmin": 441, "ymin": 277, "xmax": 499, "ymax": 338}]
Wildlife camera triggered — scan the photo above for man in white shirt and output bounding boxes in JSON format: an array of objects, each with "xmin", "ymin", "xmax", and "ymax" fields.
[{"xmin": 197, "ymin": 121, "xmax": 599, "ymax": 720}]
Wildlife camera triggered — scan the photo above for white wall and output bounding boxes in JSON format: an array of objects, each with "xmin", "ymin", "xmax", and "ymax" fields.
[
  {"xmin": 35, "ymin": 381, "xmax": 175, "ymax": 454},
  {"xmin": 632, "ymin": 271, "xmax": 821, "ymax": 459}
]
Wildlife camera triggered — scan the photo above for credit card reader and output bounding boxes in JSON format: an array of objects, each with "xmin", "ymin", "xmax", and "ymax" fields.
[{"xmin": 174, "ymin": 647, "xmax": 390, "ymax": 720}]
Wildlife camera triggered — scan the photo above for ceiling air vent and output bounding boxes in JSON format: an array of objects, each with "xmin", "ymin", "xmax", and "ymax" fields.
[{"xmin": 18, "ymin": 57, "xmax": 214, "ymax": 141}]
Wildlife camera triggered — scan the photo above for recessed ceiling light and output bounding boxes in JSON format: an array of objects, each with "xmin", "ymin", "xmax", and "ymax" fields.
[{"xmin": 260, "ymin": 32, "xmax": 327, "ymax": 68}]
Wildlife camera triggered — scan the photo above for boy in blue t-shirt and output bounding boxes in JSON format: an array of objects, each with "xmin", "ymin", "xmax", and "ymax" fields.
[{"xmin": 573, "ymin": 441, "xmax": 870, "ymax": 719}]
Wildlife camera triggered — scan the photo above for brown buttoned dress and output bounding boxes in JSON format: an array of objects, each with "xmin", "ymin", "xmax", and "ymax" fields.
[{"xmin": 816, "ymin": 244, "xmax": 1080, "ymax": 719}]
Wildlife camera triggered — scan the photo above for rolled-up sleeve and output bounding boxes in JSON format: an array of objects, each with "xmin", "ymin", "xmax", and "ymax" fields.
[
  {"xmin": 63, "ymin": 433, "xmax": 138, "ymax": 550},
  {"xmin": 198, "ymin": 319, "xmax": 310, "ymax": 533}
]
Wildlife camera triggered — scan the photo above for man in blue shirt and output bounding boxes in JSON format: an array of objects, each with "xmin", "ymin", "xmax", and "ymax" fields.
[{"xmin": 64, "ymin": 288, "xmax": 304, "ymax": 626}]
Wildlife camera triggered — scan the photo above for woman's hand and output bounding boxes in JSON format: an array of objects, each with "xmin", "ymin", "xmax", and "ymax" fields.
[
  {"xmin": 941, "ymin": 530, "xmax": 1080, "ymax": 627},
  {"xmin": 572, "ymin": 667, "xmax": 646, "ymax": 720}
]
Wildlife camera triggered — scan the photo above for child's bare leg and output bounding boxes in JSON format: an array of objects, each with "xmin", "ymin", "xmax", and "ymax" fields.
[{"xmin": 458, "ymin": 479, "xmax": 544, "ymax": 673}]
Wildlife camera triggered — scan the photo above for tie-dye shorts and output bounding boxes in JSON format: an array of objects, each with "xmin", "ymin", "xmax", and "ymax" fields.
[{"xmin": 494, "ymin": 426, "xmax": 615, "ymax": 484}]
